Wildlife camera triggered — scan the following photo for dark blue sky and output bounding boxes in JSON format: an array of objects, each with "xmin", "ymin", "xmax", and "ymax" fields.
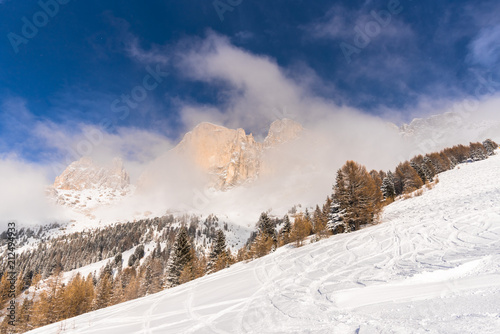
[{"xmin": 1, "ymin": 0, "xmax": 500, "ymax": 164}]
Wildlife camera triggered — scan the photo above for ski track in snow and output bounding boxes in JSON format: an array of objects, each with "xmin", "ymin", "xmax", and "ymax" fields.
[{"xmin": 27, "ymin": 155, "xmax": 500, "ymax": 334}]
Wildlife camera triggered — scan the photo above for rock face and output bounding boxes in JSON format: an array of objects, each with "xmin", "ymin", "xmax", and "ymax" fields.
[
  {"xmin": 51, "ymin": 157, "xmax": 131, "ymax": 213},
  {"xmin": 174, "ymin": 119, "xmax": 303, "ymax": 189},
  {"xmin": 52, "ymin": 119, "xmax": 304, "ymax": 214},
  {"xmin": 264, "ymin": 118, "xmax": 304, "ymax": 148},
  {"xmin": 54, "ymin": 157, "xmax": 130, "ymax": 191}
]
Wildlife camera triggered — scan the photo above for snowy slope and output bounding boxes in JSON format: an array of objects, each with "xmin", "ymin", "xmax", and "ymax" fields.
[{"xmin": 27, "ymin": 154, "xmax": 500, "ymax": 334}]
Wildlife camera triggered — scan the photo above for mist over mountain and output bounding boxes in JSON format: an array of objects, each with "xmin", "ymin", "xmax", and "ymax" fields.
[{"xmin": 24, "ymin": 108, "xmax": 498, "ymax": 232}]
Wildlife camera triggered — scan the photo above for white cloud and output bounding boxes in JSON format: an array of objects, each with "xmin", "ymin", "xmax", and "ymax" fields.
[
  {"xmin": 3, "ymin": 31, "xmax": 500, "ymax": 229},
  {"xmin": 469, "ymin": 25, "xmax": 500, "ymax": 67},
  {"xmin": 0, "ymin": 157, "xmax": 70, "ymax": 231}
]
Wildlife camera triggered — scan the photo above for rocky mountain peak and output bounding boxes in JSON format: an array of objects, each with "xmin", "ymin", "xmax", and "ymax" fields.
[
  {"xmin": 174, "ymin": 122, "xmax": 263, "ymax": 189},
  {"xmin": 264, "ymin": 118, "xmax": 303, "ymax": 148},
  {"xmin": 54, "ymin": 156, "xmax": 130, "ymax": 191},
  {"xmin": 172, "ymin": 119, "xmax": 303, "ymax": 190}
]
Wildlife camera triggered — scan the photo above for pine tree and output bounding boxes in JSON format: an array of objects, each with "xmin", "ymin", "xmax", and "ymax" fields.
[
  {"xmin": 207, "ymin": 230, "xmax": 228, "ymax": 274},
  {"xmin": 483, "ymin": 139, "xmax": 498, "ymax": 156},
  {"xmin": 257, "ymin": 212, "xmax": 276, "ymax": 242},
  {"xmin": 165, "ymin": 228, "xmax": 193, "ymax": 288},
  {"xmin": 279, "ymin": 215, "xmax": 292, "ymax": 245},
  {"xmin": 469, "ymin": 142, "xmax": 488, "ymax": 161},
  {"xmin": 381, "ymin": 171, "xmax": 396, "ymax": 200},
  {"xmin": 326, "ymin": 200, "xmax": 348, "ymax": 234}
]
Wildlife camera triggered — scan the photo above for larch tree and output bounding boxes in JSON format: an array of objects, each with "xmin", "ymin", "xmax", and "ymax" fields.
[
  {"xmin": 290, "ymin": 213, "xmax": 313, "ymax": 247},
  {"xmin": 312, "ymin": 205, "xmax": 328, "ymax": 237},
  {"xmin": 92, "ymin": 272, "xmax": 113, "ymax": 310},
  {"xmin": 333, "ymin": 161, "xmax": 381, "ymax": 231},
  {"xmin": 394, "ymin": 161, "xmax": 424, "ymax": 194}
]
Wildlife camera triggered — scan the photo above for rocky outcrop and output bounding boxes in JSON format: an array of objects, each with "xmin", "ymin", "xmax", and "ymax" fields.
[
  {"xmin": 264, "ymin": 118, "xmax": 303, "ymax": 148},
  {"xmin": 51, "ymin": 157, "xmax": 131, "ymax": 214},
  {"xmin": 173, "ymin": 119, "xmax": 303, "ymax": 189},
  {"xmin": 54, "ymin": 157, "xmax": 130, "ymax": 191}
]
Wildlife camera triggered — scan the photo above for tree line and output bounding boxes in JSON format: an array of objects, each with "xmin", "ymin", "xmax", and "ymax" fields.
[{"xmin": 0, "ymin": 139, "xmax": 497, "ymax": 333}]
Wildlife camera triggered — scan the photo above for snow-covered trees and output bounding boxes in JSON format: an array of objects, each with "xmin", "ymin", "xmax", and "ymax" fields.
[
  {"xmin": 483, "ymin": 139, "xmax": 498, "ymax": 156},
  {"xmin": 326, "ymin": 200, "xmax": 348, "ymax": 234},
  {"xmin": 92, "ymin": 272, "xmax": 113, "ymax": 310},
  {"xmin": 279, "ymin": 214, "xmax": 292, "ymax": 245},
  {"xmin": 165, "ymin": 228, "xmax": 193, "ymax": 288},
  {"xmin": 257, "ymin": 212, "xmax": 276, "ymax": 242},
  {"xmin": 469, "ymin": 142, "xmax": 488, "ymax": 161},
  {"xmin": 394, "ymin": 161, "xmax": 424, "ymax": 195},
  {"xmin": 207, "ymin": 230, "xmax": 230, "ymax": 274},
  {"xmin": 381, "ymin": 171, "xmax": 396, "ymax": 200},
  {"xmin": 312, "ymin": 204, "xmax": 329, "ymax": 238},
  {"xmin": 333, "ymin": 161, "xmax": 382, "ymax": 231},
  {"xmin": 290, "ymin": 213, "xmax": 313, "ymax": 246}
]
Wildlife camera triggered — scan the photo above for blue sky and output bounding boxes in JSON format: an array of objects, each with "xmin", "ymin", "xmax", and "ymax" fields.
[{"xmin": 1, "ymin": 0, "xmax": 500, "ymax": 167}]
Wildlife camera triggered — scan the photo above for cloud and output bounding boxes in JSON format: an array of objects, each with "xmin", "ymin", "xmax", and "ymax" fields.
[
  {"xmin": 0, "ymin": 157, "xmax": 70, "ymax": 231},
  {"xmin": 468, "ymin": 25, "xmax": 500, "ymax": 67},
  {"xmin": 3, "ymin": 29, "xmax": 500, "ymax": 229},
  {"xmin": 33, "ymin": 121, "xmax": 174, "ymax": 182},
  {"xmin": 305, "ymin": 2, "xmax": 414, "ymax": 42},
  {"xmin": 172, "ymin": 33, "xmax": 305, "ymax": 136}
]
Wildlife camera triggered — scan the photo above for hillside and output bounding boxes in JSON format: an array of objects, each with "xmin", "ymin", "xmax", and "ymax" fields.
[{"xmin": 27, "ymin": 151, "xmax": 500, "ymax": 333}]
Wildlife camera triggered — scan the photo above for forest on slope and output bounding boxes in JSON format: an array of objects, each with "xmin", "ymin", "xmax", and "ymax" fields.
[{"xmin": 0, "ymin": 139, "xmax": 497, "ymax": 333}]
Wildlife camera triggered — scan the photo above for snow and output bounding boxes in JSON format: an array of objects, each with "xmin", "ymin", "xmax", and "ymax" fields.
[{"xmin": 26, "ymin": 153, "xmax": 500, "ymax": 334}]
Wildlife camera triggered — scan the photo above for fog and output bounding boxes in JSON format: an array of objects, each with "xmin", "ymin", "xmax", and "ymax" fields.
[{"xmin": 2, "ymin": 33, "xmax": 500, "ymax": 229}]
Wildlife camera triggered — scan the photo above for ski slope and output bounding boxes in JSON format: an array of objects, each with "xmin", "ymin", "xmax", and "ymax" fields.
[{"xmin": 28, "ymin": 154, "xmax": 500, "ymax": 334}]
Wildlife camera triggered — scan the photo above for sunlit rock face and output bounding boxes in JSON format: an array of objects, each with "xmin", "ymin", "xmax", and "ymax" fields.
[{"xmin": 173, "ymin": 119, "xmax": 303, "ymax": 189}]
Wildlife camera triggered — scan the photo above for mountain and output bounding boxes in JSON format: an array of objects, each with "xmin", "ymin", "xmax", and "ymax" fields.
[
  {"xmin": 146, "ymin": 118, "xmax": 303, "ymax": 190},
  {"xmin": 173, "ymin": 122, "xmax": 263, "ymax": 189},
  {"xmin": 49, "ymin": 157, "xmax": 132, "ymax": 214},
  {"xmin": 399, "ymin": 111, "xmax": 500, "ymax": 151},
  {"xmin": 27, "ymin": 149, "xmax": 500, "ymax": 334},
  {"xmin": 50, "ymin": 119, "xmax": 303, "ymax": 218}
]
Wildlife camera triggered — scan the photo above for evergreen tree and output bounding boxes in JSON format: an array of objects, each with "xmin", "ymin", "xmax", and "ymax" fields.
[
  {"xmin": 165, "ymin": 228, "xmax": 193, "ymax": 288},
  {"xmin": 410, "ymin": 160, "xmax": 427, "ymax": 184},
  {"xmin": 279, "ymin": 215, "xmax": 292, "ymax": 245},
  {"xmin": 257, "ymin": 212, "xmax": 276, "ymax": 241},
  {"xmin": 326, "ymin": 200, "xmax": 348, "ymax": 234},
  {"xmin": 469, "ymin": 142, "xmax": 488, "ymax": 161},
  {"xmin": 207, "ymin": 230, "xmax": 228, "ymax": 274},
  {"xmin": 483, "ymin": 139, "xmax": 498, "ymax": 156},
  {"xmin": 381, "ymin": 171, "xmax": 396, "ymax": 200}
]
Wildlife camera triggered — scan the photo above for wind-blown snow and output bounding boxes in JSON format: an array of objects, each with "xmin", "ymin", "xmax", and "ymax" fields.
[{"xmin": 27, "ymin": 153, "xmax": 500, "ymax": 334}]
